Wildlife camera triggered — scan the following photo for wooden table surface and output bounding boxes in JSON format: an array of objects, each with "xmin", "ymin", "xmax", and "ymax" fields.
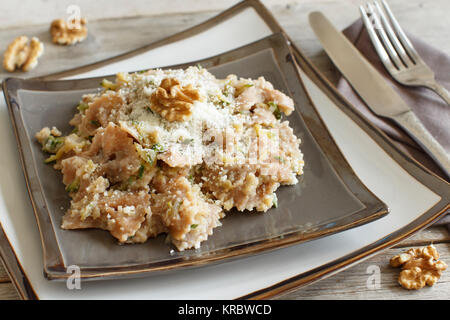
[{"xmin": 0, "ymin": 0, "xmax": 449, "ymax": 299}]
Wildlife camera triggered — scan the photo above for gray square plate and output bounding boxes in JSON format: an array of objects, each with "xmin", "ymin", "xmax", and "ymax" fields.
[{"xmin": 3, "ymin": 32, "xmax": 388, "ymax": 280}]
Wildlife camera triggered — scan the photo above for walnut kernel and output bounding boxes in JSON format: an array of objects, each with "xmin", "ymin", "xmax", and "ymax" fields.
[
  {"xmin": 150, "ymin": 78, "xmax": 202, "ymax": 122},
  {"xmin": 3, "ymin": 36, "xmax": 44, "ymax": 72},
  {"xmin": 50, "ymin": 17, "xmax": 88, "ymax": 45},
  {"xmin": 22, "ymin": 37, "xmax": 45, "ymax": 72},
  {"xmin": 390, "ymin": 245, "xmax": 447, "ymax": 290}
]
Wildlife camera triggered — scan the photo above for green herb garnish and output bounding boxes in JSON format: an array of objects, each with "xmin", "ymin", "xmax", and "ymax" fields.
[
  {"xmin": 222, "ymin": 85, "xmax": 232, "ymax": 97},
  {"xmin": 137, "ymin": 164, "xmax": 145, "ymax": 179},
  {"xmin": 42, "ymin": 135, "xmax": 64, "ymax": 153},
  {"xmin": 190, "ymin": 224, "xmax": 198, "ymax": 229},
  {"xmin": 127, "ymin": 175, "xmax": 135, "ymax": 186},
  {"xmin": 274, "ymin": 156, "xmax": 285, "ymax": 163},
  {"xmin": 90, "ymin": 120, "xmax": 100, "ymax": 127},
  {"xmin": 219, "ymin": 96, "xmax": 231, "ymax": 106},
  {"xmin": 151, "ymin": 143, "xmax": 165, "ymax": 153}
]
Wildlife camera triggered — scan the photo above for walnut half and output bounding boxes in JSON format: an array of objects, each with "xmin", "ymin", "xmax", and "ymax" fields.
[
  {"xmin": 22, "ymin": 37, "xmax": 45, "ymax": 72},
  {"xmin": 390, "ymin": 245, "xmax": 447, "ymax": 290},
  {"xmin": 50, "ymin": 17, "xmax": 88, "ymax": 45},
  {"xmin": 150, "ymin": 78, "xmax": 202, "ymax": 122},
  {"xmin": 3, "ymin": 36, "xmax": 44, "ymax": 72}
]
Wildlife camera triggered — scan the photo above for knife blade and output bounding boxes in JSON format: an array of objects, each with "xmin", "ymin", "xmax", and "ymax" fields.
[{"xmin": 309, "ymin": 11, "xmax": 450, "ymax": 180}]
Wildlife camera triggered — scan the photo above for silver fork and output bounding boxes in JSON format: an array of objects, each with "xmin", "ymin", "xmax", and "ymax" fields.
[{"xmin": 360, "ymin": 0, "xmax": 450, "ymax": 105}]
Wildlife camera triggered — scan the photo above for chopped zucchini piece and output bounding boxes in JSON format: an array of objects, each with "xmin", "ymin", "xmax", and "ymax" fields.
[
  {"xmin": 272, "ymin": 194, "xmax": 278, "ymax": 208},
  {"xmin": 135, "ymin": 143, "xmax": 157, "ymax": 165},
  {"xmin": 42, "ymin": 135, "xmax": 64, "ymax": 153},
  {"xmin": 77, "ymin": 102, "xmax": 89, "ymax": 112},
  {"xmin": 44, "ymin": 154, "xmax": 58, "ymax": 164},
  {"xmin": 100, "ymin": 79, "xmax": 117, "ymax": 91},
  {"xmin": 65, "ymin": 179, "xmax": 80, "ymax": 193},
  {"xmin": 268, "ymin": 101, "xmax": 282, "ymax": 120}
]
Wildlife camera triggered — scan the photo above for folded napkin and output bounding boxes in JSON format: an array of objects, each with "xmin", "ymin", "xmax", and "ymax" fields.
[{"xmin": 336, "ymin": 19, "xmax": 450, "ymax": 181}]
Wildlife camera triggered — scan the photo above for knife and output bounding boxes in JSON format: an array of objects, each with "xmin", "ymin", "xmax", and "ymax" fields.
[{"xmin": 309, "ymin": 11, "xmax": 450, "ymax": 180}]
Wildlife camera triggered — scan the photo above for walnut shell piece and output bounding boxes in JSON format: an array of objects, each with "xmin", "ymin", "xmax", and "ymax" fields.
[
  {"xmin": 3, "ymin": 36, "xmax": 44, "ymax": 72},
  {"xmin": 50, "ymin": 17, "xmax": 88, "ymax": 45},
  {"xmin": 150, "ymin": 78, "xmax": 203, "ymax": 122},
  {"xmin": 390, "ymin": 245, "xmax": 448, "ymax": 290}
]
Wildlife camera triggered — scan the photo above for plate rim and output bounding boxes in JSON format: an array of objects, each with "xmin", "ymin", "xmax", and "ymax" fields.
[
  {"xmin": 0, "ymin": 0, "xmax": 448, "ymax": 300},
  {"xmin": 3, "ymin": 31, "xmax": 389, "ymax": 281}
]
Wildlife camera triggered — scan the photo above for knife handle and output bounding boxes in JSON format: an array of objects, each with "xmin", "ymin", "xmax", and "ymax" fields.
[{"xmin": 394, "ymin": 111, "xmax": 450, "ymax": 180}]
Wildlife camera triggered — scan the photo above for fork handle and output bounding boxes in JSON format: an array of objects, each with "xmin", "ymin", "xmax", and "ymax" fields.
[
  {"xmin": 424, "ymin": 80, "xmax": 450, "ymax": 106},
  {"xmin": 393, "ymin": 110, "xmax": 450, "ymax": 180}
]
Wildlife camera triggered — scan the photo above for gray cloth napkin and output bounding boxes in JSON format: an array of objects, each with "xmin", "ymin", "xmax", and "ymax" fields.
[
  {"xmin": 336, "ymin": 19, "xmax": 449, "ymax": 228},
  {"xmin": 336, "ymin": 19, "xmax": 450, "ymax": 181}
]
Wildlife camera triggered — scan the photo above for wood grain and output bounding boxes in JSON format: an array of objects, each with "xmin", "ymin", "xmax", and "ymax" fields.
[
  {"xmin": 0, "ymin": 282, "xmax": 20, "ymax": 300},
  {"xmin": 0, "ymin": 263, "xmax": 11, "ymax": 283},
  {"xmin": 276, "ymin": 243, "xmax": 450, "ymax": 300},
  {"xmin": 0, "ymin": 0, "xmax": 299, "ymax": 29},
  {"xmin": 393, "ymin": 226, "xmax": 450, "ymax": 248},
  {"xmin": 0, "ymin": 12, "xmax": 214, "ymax": 81},
  {"xmin": 0, "ymin": 0, "xmax": 448, "ymax": 300},
  {"xmin": 2, "ymin": 0, "xmax": 450, "ymax": 82},
  {"xmin": 0, "ymin": 227, "xmax": 447, "ymax": 300},
  {"xmin": 269, "ymin": 0, "xmax": 450, "ymax": 85}
]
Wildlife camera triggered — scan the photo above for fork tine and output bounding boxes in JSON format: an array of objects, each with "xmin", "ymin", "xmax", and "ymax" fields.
[
  {"xmin": 380, "ymin": 0, "xmax": 420, "ymax": 64},
  {"xmin": 360, "ymin": 6, "xmax": 397, "ymax": 73},
  {"xmin": 366, "ymin": 3, "xmax": 404, "ymax": 70},
  {"xmin": 373, "ymin": 1, "xmax": 414, "ymax": 67}
]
